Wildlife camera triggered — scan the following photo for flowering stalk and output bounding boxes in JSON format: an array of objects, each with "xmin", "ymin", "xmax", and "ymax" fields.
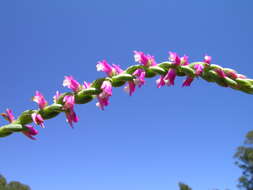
[{"xmin": 1, "ymin": 51, "xmax": 253, "ymax": 140}]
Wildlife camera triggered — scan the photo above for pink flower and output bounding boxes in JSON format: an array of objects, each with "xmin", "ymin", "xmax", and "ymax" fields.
[
  {"xmin": 169, "ymin": 52, "xmax": 181, "ymax": 66},
  {"xmin": 53, "ymin": 91, "xmax": 62, "ymax": 103},
  {"xmin": 194, "ymin": 64, "xmax": 204, "ymax": 76},
  {"xmin": 112, "ymin": 64, "xmax": 124, "ymax": 74},
  {"xmin": 101, "ymin": 81, "xmax": 112, "ymax": 96},
  {"xmin": 164, "ymin": 69, "xmax": 176, "ymax": 86},
  {"xmin": 156, "ymin": 76, "xmax": 166, "ymax": 88},
  {"xmin": 180, "ymin": 55, "xmax": 189, "ymax": 66},
  {"xmin": 31, "ymin": 113, "xmax": 45, "ymax": 128},
  {"xmin": 63, "ymin": 95, "xmax": 75, "ymax": 109},
  {"xmin": 133, "ymin": 69, "xmax": 146, "ymax": 87},
  {"xmin": 96, "ymin": 81, "xmax": 113, "ymax": 110},
  {"xmin": 83, "ymin": 81, "xmax": 91, "ymax": 89},
  {"xmin": 65, "ymin": 109, "xmax": 79, "ymax": 128},
  {"xmin": 215, "ymin": 68, "xmax": 226, "ymax": 78},
  {"xmin": 124, "ymin": 81, "xmax": 136, "ymax": 96},
  {"xmin": 134, "ymin": 51, "xmax": 157, "ymax": 66},
  {"xmin": 32, "ymin": 91, "xmax": 48, "ymax": 109},
  {"xmin": 182, "ymin": 77, "xmax": 194, "ymax": 87},
  {"xmin": 63, "ymin": 95, "xmax": 78, "ymax": 127},
  {"xmin": 22, "ymin": 125, "xmax": 38, "ymax": 140},
  {"xmin": 1, "ymin": 109, "xmax": 15, "ymax": 123},
  {"xmin": 96, "ymin": 60, "xmax": 113, "ymax": 75},
  {"xmin": 204, "ymin": 55, "xmax": 212, "ymax": 64},
  {"xmin": 96, "ymin": 60, "xmax": 123, "ymax": 76},
  {"xmin": 63, "ymin": 76, "xmax": 81, "ymax": 92}
]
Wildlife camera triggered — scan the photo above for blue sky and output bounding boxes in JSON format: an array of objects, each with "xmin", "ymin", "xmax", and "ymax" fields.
[{"xmin": 0, "ymin": 0, "xmax": 253, "ymax": 189}]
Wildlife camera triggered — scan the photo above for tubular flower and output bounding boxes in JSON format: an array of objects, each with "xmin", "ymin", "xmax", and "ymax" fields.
[
  {"xmin": 215, "ymin": 68, "xmax": 226, "ymax": 78},
  {"xmin": 53, "ymin": 91, "xmax": 62, "ymax": 103},
  {"xmin": 31, "ymin": 113, "xmax": 45, "ymax": 128},
  {"xmin": 169, "ymin": 52, "xmax": 181, "ymax": 66},
  {"xmin": 156, "ymin": 75, "xmax": 166, "ymax": 88},
  {"xmin": 101, "ymin": 81, "xmax": 112, "ymax": 96},
  {"xmin": 63, "ymin": 76, "xmax": 81, "ymax": 92},
  {"xmin": 204, "ymin": 54, "xmax": 212, "ymax": 64},
  {"xmin": 133, "ymin": 51, "xmax": 156, "ymax": 66},
  {"xmin": 83, "ymin": 81, "xmax": 91, "ymax": 89},
  {"xmin": 182, "ymin": 77, "xmax": 194, "ymax": 87},
  {"xmin": 124, "ymin": 81, "xmax": 136, "ymax": 96},
  {"xmin": 180, "ymin": 55, "xmax": 189, "ymax": 66},
  {"xmin": 194, "ymin": 64, "xmax": 204, "ymax": 76},
  {"xmin": 63, "ymin": 95, "xmax": 78, "ymax": 127},
  {"xmin": 32, "ymin": 91, "xmax": 48, "ymax": 109},
  {"xmin": 164, "ymin": 69, "xmax": 176, "ymax": 86},
  {"xmin": 22, "ymin": 125, "xmax": 38, "ymax": 140},
  {"xmin": 1, "ymin": 109, "xmax": 15, "ymax": 123},
  {"xmin": 96, "ymin": 60, "xmax": 123, "ymax": 76},
  {"xmin": 133, "ymin": 69, "xmax": 146, "ymax": 87},
  {"xmin": 96, "ymin": 81, "xmax": 113, "ymax": 110}
]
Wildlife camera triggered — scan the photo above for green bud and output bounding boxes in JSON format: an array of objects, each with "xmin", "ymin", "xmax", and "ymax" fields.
[
  {"xmin": 224, "ymin": 77, "xmax": 238, "ymax": 88},
  {"xmin": 17, "ymin": 110, "xmax": 36, "ymax": 125},
  {"xmin": 125, "ymin": 65, "xmax": 142, "ymax": 74},
  {"xmin": 209, "ymin": 64, "xmax": 223, "ymax": 70},
  {"xmin": 207, "ymin": 70, "xmax": 228, "ymax": 87},
  {"xmin": 144, "ymin": 68, "xmax": 156, "ymax": 78},
  {"xmin": 111, "ymin": 80, "xmax": 126, "ymax": 87},
  {"xmin": 180, "ymin": 66, "xmax": 195, "ymax": 77},
  {"xmin": 0, "ymin": 123, "xmax": 24, "ymax": 133},
  {"xmin": 112, "ymin": 73, "xmax": 133, "ymax": 82},
  {"xmin": 74, "ymin": 94, "xmax": 94, "ymax": 104},
  {"xmin": 91, "ymin": 78, "xmax": 106, "ymax": 89},
  {"xmin": 157, "ymin": 62, "xmax": 173, "ymax": 70},
  {"xmin": 148, "ymin": 66, "xmax": 167, "ymax": 75},
  {"xmin": 39, "ymin": 104, "xmax": 63, "ymax": 119},
  {"xmin": 236, "ymin": 78, "xmax": 252, "ymax": 88}
]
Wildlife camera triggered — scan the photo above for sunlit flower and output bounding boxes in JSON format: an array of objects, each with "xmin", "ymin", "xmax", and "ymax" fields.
[
  {"xmin": 1, "ymin": 109, "xmax": 15, "ymax": 123},
  {"xmin": 182, "ymin": 77, "xmax": 194, "ymax": 87},
  {"xmin": 169, "ymin": 52, "xmax": 181, "ymax": 66},
  {"xmin": 204, "ymin": 54, "xmax": 212, "ymax": 64},
  {"xmin": 63, "ymin": 76, "xmax": 81, "ymax": 92},
  {"xmin": 33, "ymin": 91, "xmax": 48, "ymax": 109},
  {"xmin": 31, "ymin": 113, "xmax": 45, "ymax": 128},
  {"xmin": 124, "ymin": 81, "xmax": 136, "ymax": 96},
  {"xmin": 22, "ymin": 125, "xmax": 38, "ymax": 140},
  {"xmin": 134, "ymin": 51, "xmax": 156, "ymax": 66},
  {"xmin": 194, "ymin": 64, "xmax": 204, "ymax": 76},
  {"xmin": 164, "ymin": 69, "xmax": 176, "ymax": 86}
]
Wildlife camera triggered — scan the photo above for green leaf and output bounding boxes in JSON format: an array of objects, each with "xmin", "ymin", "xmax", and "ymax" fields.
[
  {"xmin": 125, "ymin": 65, "xmax": 141, "ymax": 74},
  {"xmin": 112, "ymin": 73, "xmax": 133, "ymax": 82},
  {"xmin": 17, "ymin": 110, "xmax": 36, "ymax": 125},
  {"xmin": 39, "ymin": 104, "xmax": 63, "ymax": 119},
  {"xmin": 148, "ymin": 66, "xmax": 167, "ymax": 75}
]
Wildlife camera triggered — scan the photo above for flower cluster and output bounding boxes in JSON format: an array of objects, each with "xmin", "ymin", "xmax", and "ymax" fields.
[{"xmin": 1, "ymin": 50, "xmax": 252, "ymax": 140}]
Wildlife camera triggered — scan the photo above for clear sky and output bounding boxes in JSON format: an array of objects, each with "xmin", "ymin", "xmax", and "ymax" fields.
[{"xmin": 0, "ymin": 0, "xmax": 253, "ymax": 190}]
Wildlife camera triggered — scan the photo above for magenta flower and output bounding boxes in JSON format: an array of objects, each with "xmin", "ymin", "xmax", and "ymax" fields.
[
  {"xmin": 96, "ymin": 95, "xmax": 109, "ymax": 110},
  {"xmin": 63, "ymin": 76, "xmax": 81, "ymax": 92},
  {"xmin": 101, "ymin": 81, "xmax": 112, "ymax": 96},
  {"xmin": 169, "ymin": 52, "xmax": 181, "ymax": 66},
  {"xmin": 31, "ymin": 113, "xmax": 45, "ymax": 128},
  {"xmin": 22, "ymin": 125, "xmax": 38, "ymax": 140},
  {"xmin": 96, "ymin": 60, "xmax": 123, "ymax": 76},
  {"xmin": 194, "ymin": 64, "xmax": 204, "ymax": 76},
  {"xmin": 83, "ymin": 81, "xmax": 91, "ymax": 89},
  {"xmin": 156, "ymin": 75, "xmax": 166, "ymax": 88},
  {"xmin": 164, "ymin": 69, "xmax": 176, "ymax": 86},
  {"xmin": 204, "ymin": 55, "xmax": 212, "ymax": 64},
  {"xmin": 63, "ymin": 95, "xmax": 75, "ymax": 109},
  {"xmin": 215, "ymin": 68, "xmax": 226, "ymax": 78},
  {"xmin": 133, "ymin": 69, "xmax": 146, "ymax": 87},
  {"xmin": 134, "ymin": 51, "xmax": 156, "ymax": 66},
  {"xmin": 53, "ymin": 91, "xmax": 62, "ymax": 103},
  {"xmin": 96, "ymin": 60, "xmax": 113, "ymax": 75},
  {"xmin": 63, "ymin": 95, "xmax": 78, "ymax": 127},
  {"xmin": 1, "ymin": 109, "xmax": 15, "ymax": 123},
  {"xmin": 33, "ymin": 91, "xmax": 48, "ymax": 109},
  {"xmin": 180, "ymin": 55, "xmax": 189, "ymax": 66},
  {"xmin": 124, "ymin": 81, "xmax": 136, "ymax": 96},
  {"xmin": 182, "ymin": 77, "xmax": 194, "ymax": 87},
  {"xmin": 112, "ymin": 64, "xmax": 124, "ymax": 74},
  {"xmin": 65, "ymin": 109, "xmax": 79, "ymax": 128}
]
